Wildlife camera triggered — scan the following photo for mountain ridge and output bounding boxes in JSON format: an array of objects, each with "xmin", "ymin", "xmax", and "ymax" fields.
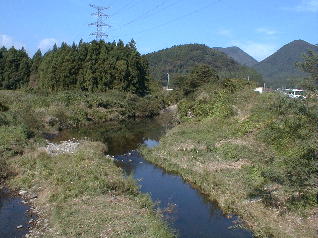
[
  {"xmin": 213, "ymin": 46, "xmax": 258, "ymax": 67},
  {"xmin": 252, "ymin": 39, "xmax": 318, "ymax": 88},
  {"xmin": 144, "ymin": 43, "xmax": 262, "ymax": 84}
]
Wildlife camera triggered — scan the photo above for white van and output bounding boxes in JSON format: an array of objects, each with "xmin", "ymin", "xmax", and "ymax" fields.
[{"xmin": 282, "ymin": 89, "xmax": 306, "ymax": 99}]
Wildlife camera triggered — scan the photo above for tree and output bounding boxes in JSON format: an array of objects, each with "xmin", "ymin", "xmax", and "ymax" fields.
[
  {"xmin": 35, "ymin": 40, "xmax": 150, "ymax": 95},
  {"xmin": 296, "ymin": 50, "xmax": 318, "ymax": 91},
  {"xmin": 183, "ymin": 64, "xmax": 219, "ymax": 95},
  {"xmin": 0, "ymin": 47, "xmax": 30, "ymax": 89},
  {"xmin": 29, "ymin": 49, "xmax": 42, "ymax": 88}
]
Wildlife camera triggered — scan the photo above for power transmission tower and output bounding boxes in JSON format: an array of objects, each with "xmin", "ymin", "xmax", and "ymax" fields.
[{"xmin": 89, "ymin": 4, "xmax": 110, "ymax": 40}]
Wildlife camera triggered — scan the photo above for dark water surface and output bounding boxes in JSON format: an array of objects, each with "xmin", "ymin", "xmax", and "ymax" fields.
[
  {"xmin": 0, "ymin": 190, "xmax": 32, "ymax": 238},
  {"xmin": 53, "ymin": 114, "xmax": 253, "ymax": 238}
]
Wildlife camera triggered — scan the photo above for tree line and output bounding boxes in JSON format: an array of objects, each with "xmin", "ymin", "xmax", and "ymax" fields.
[
  {"xmin": 1, "ymin": 40, "xmax": 317, "ymax": 95},
  {"xmin": 0, "ymin": 40, "xmax": 149, "ymax": 96},
  {"xmin": 144, "ymin": 44, "xmax": 264, "ymax": 86}
]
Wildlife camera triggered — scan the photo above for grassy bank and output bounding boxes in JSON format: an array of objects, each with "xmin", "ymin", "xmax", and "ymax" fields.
[
  {"xmin": 0, "ymin": 89, "xmax": 176, "ymax": 237},
  {"xmin": 7, "ymin": 142, "xmax": 174, "ymax": 238},
  {"xmin": 0, "ymin": 90, "xmax": 166, "ymax": 131},
  {"xmin": 0, "ymin": 89, "xmax": 164, "ymax": 180},
  {"xmin": 142, "ymin": 82, "xmax": 317, "ymax": 237}
]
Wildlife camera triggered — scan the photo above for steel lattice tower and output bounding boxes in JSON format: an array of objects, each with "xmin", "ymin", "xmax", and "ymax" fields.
[{"xmin": 89, "ymin": 4, "xmax": 110, "ymax": 40}]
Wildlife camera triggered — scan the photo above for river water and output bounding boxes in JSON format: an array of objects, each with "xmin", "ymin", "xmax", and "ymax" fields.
[
  {"xmin": 53, "ymin": 115, "xmax": 253, "ymax": 238},
  {"xmin": 0, "ymin": 189, "xmax": 33, "ymax": 238}
]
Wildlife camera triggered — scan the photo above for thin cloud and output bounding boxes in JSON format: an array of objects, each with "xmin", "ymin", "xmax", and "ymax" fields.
[
  {"xmin": 231, "ymin": 41, "xmax": 278, "ymax": 61},
  {"xmin": 38, "ymin": 38, "xmax": 58, "ymax": 52},
  {"xmin": 286, "ymin": 0, "xmax": 318, "ymax": 12},
  {"xmin": 256, "ymin": 28, "xmax": 277, "ymax": 36},
  {"xmin": 0, "ymin": 34, "xmax": 24, "ymax": 49}
]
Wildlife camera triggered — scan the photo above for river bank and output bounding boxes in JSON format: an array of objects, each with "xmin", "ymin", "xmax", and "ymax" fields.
[
  {"xmin": 0, "ymin": 89, "xmax": 177, "ymax": 237},
  {"xmin": 42, "ymin": 114, "xmax": 253, "ymax": 238},
  {"xmin": 141, "ymin": 87, "xmax": 317, "ymax": 237},
  {"xmin": 5, "ymin": 140, "xmax": 175, "ymax": 238}
]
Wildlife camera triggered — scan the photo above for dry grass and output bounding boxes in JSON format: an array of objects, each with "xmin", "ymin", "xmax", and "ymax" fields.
[
  {"xmin": 141, "ymin": 93, "xmax": 317, "ymax": 237},
  {"xmin": 8, "ymin": 142, "xmax": 175, "ymax": 238}
]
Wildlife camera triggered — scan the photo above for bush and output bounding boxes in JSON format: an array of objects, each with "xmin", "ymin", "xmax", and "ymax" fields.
[
  {"xmin": 0, "ymin": 126, "xmax": 28, "ymax": 157},
  {"xmin": 0, "ymin": 157, "xmax": 8, "ymax": 180}
]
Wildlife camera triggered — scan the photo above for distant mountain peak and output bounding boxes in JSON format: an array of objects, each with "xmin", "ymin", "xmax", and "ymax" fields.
[
  {"xmin": 253, "ymin": 40, "xmax": 318, "ymax": 88},
  {"xmin": 213, "ymin": 46, "xmax": 258, "ymax": 67},
  {"xmin": 144, "ymin": 44, "xmax": 262, "ymax": 84}
]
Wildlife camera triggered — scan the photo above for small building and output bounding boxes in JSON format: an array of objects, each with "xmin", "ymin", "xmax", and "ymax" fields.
[{"xmin": 254, "ymin": 87, "xmax": 263, "ymax": 94}]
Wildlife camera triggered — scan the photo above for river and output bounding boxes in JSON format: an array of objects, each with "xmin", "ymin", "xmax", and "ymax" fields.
[
  {"xmin": 52, "ymin": 114, "xmax": 253, "ymax": 238},
  {"xmin": 0, "ymin": 189, "xmax": 34, "ymax": 238},
  {"xmin": 1, "ymin": 114, "xmax": 253, "ymax": 237}
]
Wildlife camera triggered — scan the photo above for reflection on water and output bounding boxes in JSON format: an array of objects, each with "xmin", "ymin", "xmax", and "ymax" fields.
[
  {"xmin": 52, "ymin": 113, "xmax": 253, "ymax": 238},
  {"xmin": 52, "ymin": 114, "xmax": 172, "ymax": 155},
  {"xmin": 0, "ymin": 190, "xmax": 32, "ymax": 238},
  {"xmin": 116, "ymin": 151, "xmax": 252, "ymax": 238}
]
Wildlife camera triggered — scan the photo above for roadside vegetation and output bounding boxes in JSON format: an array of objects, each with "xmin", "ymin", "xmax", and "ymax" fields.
[{"xmin": 142, "ymin": 56, "xmax": 318, "ymax": 237}]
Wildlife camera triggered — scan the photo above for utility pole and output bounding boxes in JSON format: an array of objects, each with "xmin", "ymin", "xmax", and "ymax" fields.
[
  {"xmin": 167, "ymin": 73, "xmax": 170, "ymax": 90},
  {"xmin": 89, "ymin": 4, "xmax": 110, "ymax": 40}
]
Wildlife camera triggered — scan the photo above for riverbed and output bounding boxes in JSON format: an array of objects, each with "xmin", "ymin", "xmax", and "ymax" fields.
[{"xmin": 52, "ymin": 115, "xmax": 253, "ymax": 238}]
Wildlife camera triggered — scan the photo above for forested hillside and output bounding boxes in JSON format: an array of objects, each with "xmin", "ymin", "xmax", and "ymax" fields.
[
  {"xmin": 214, "ymin": 46, "xmax": 258, "ymax": 67},
  {"xmin": 144, "ymin": 44, "xmax": 263, "ymax": 85},
  {"xmin": 0, "ymin": 40, "xmax": 149, "ymax": 96},
  {"xmin": 0, "ymin": 47, "xmax": 30, "ymax": 90},
  {"xmin": 253, "ymin": 40, "xmax": 318, "ymax": 88}
]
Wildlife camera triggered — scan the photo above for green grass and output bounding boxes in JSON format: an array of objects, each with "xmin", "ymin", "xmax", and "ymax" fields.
[
  {"xmin": 9, "ymin": 142, "xmax": 175, "ymax": 238},
  {"xmin": 0, "ymin": 90, "xmax": 165, "ymax": 132},
  {"xmin": 0, "ymin": 89, "xmax": 176, "ymax": 237},
  {"xmin": 141, "ymin": 83, "xmax": 317, "ymax": 237}
]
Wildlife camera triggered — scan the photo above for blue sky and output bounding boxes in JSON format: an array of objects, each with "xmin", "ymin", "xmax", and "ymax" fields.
[{"xmin": 0, "ymin": 0, "xmax": 317, "ymax": 61}]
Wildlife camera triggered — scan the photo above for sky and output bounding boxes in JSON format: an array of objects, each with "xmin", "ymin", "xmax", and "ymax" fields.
[{"xmin": 0, "ymin": 0, "xmax": 317, "ymax": 61}]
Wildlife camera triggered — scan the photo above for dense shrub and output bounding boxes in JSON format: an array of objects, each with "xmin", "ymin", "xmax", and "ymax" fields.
[{"xmin": 0, "ymin": 126, "xmax": 28, "ymax": 158}]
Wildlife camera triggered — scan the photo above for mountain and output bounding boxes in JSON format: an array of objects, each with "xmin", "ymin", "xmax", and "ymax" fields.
[
  {"xmin": 253, "ymin": 40, "xmax": 318, "ymax": 88},
  {"xmin": 214, "ymin": 46, "xmax": 258, "ymax": 67},
  {"xmin": 144, "ymin": 44, "xmax": 262, "ymax": 84}
]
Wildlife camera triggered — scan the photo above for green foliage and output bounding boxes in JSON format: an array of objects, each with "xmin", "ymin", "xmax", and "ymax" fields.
[
  {"xmin": 36, "ymin": 40, "xmax": 149, "ymax": 96},
  {"xmin": 0, "ymin": 40, "xmax": 150, "ymax": 96},
  {"xmin": 254, "ymin": 94, "xmax": 317, "ymax": 193},
  {"xmin": 0, "ymin": 126, "xmax": 28, "ymax": 158},
  {"xmin": 0, "ymin": 47, "xmax": 31, "ymax": 89},
  {"xmin": 10, "ymin": 142, "xmax": 175, "ymax": 238},
  {"xmin": 28, "ymin": 49, "xmax": 42, "ymax": 88},
  {"xmin": 142, "ymin": 89, "xmax": 317, "ymax": 236},
  {"xmin": 253, "ymin": 40, "xmax": 318, "ymax": 88},
  {"xmin": 178, "ymin": 75, "xmax": 253, "ymax": 120},
  {"xmin": 181, "ymin": 64, "xmax": 220, "ymax": 95},
  {"xmin": 145, "ymin": 44, "xmax": 262, "ymax": 86},
  {"xmin": 0, "ymin": 157, "xmax": 8, "ymax": 180},
  {"xmin": 296, "ymin": 50, "xmax": 318, "ymax": 91},
  {"xmin": 0, "ymin": 90, "xmax": 165, "ymax": 134}
]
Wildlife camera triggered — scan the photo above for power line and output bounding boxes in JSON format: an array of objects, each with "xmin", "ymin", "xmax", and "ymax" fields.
[
  {"xmin": 111, "ymin": 0, "xmax": 140, "ymax": 17},
  {"xmin": 123, "ymin": 1, "xmax": 166, "ymax": 26},
  {"xmin": 114, "ymin": 0, "xmax": 181, "ymax": 30},
  {"xmin": 89, "ymin": 4, "xmax": 110, "ymax": 40},
  {"xmin": 111, "ymin": 1, "xmax": 217, "ymax": 39}
]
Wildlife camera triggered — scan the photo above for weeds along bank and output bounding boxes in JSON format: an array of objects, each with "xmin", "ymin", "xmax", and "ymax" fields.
[
  {"xmin": 142, "ymin": 79, "xmax": 317, "ymax": 237},
  {"xmin": 7, "ymin": 142, "xmax": 174, "ymax": 238},
  {"xmin": 0, "ymin": 89, "xmax": 159, "ymax": 178},
  {"xmin": 0, "ymin": 89, "xmax": 176, "ymax": 237}
]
